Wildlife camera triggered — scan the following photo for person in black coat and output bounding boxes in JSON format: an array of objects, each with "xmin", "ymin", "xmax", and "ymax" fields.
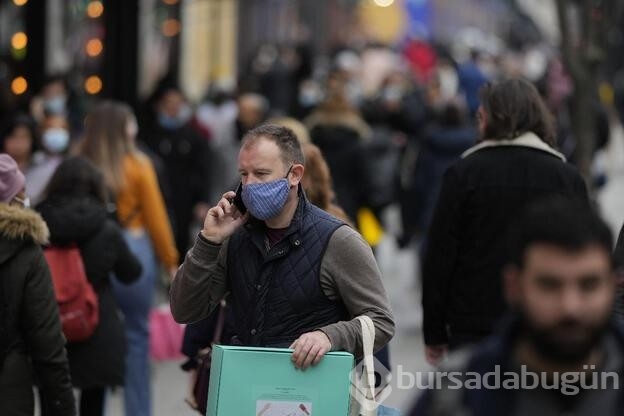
[
  {"xmin": 142, "ymin": 85, "xmax": 213, "ymax": 256},
  {"xmin": 409, "ymin": 101, "xmax": 476, "ymax": 246},
  {"xmin": 37, "ymin": 157, "xmax": 142, "ymax": 416},
  {"xmin": 0, "ymin": 153, "xmax": 76, "ymax": 416},
  {"xmin": 422, "ymin": 79, "xmax": 589, "ymax": 366}
]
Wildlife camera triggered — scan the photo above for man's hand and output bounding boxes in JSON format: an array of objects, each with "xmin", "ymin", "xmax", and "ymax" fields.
[
  {"xmin": 425, "ymin": 344, "xmax": 448, "ymax": 366},
  {"xmin": 289, "ymin": 331, "xmax": 332, "ymax": 370},
  {"xmin": 201, "ymin": 191, "xmax": 248, "ymax": 244},
  {"xmin": 193, "ymin": 202, "xmax": 211, "ymax": 222}
]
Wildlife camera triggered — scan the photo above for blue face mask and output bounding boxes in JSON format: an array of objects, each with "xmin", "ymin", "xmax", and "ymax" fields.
[
  {"xmin": 43, "ymin": 95, "xmax": 67, "ymax": 115},
  {"xmin": 242, "ymin": 166, "xmax": 293, "ymax": 220},
  {"xmin": 42, "ymin": 128, "xmax": 70, "ymax": 153},
  {"xmin": 157, "ymin": 113, "xmax": 183, "ymax": 130}
]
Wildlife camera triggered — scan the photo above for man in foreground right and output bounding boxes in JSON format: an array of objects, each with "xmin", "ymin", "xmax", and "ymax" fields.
[{"xmin": 411, "ymin": 197, "xmax": 624, "ymax": 415}]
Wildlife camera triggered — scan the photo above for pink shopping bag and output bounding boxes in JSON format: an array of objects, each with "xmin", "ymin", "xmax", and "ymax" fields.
[{"xmin": 149, "ymin": 304, "xmax": 185, "ymax": 361}]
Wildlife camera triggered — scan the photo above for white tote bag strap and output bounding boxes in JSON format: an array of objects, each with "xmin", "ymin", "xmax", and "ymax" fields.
[{"xmin": 356, "ymin": 315, "xmax": 377, "ymax": 416}]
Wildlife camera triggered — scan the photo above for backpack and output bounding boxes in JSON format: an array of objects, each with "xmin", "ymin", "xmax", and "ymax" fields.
[{"xmin": 43, "ymin": 246, "xmax": 99, "ymax": 342}]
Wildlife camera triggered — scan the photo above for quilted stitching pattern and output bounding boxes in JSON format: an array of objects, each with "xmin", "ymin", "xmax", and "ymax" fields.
[{"xmin": 227, "ymin": 198, "xmax": 348, "ymax": 346}]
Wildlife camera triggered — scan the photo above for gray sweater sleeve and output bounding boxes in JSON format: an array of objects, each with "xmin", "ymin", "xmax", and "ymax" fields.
[
  {"xmin": 317, "ymin": 226, "xmax": 395, "ymax": 356},
  {"xmin": 169, "ymin": 234, "xmax": 229, "ymax": 323}
]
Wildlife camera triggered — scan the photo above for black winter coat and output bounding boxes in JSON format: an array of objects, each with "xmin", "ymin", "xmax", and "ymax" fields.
[
  {"xmin": 0, "ymin": 204, "xmax": 75, "ymax": 416},
  {"xmin": 306, "ymin": 111, "xmax": 373, "ymax": 222},
  {"xmin": 422, "ymin": 136, "xmax": 589, "ymax": 347},
  {"xmin": 37, "ymin": 195, "xmax": 141, "ymax": 388},
  {"xmin": 142, "ymin": 123, "xmax": 213, "ymax": 255}
]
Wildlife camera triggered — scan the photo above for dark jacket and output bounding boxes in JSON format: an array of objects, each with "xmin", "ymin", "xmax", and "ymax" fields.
[
  {"xmin": 143, "ymin": 123, "xmax": 213, "ymax": 255},
  {"xmin": 37, "ymin": 195, "xmax": 141, "ymax": 388},
  {"xmin": 226, "ymin": 194, "xmax": 348, "ymax": 347},
  {"xmin": 422, "ymin": 133, "xmax": 589, "ymax": 346},
  {"xmin": 412, "ymin": 125, "xmax": 476, "ymax": 235},
  {"xmin": 306, "ymin": 111, "xmax": 373, "ymax": 222},
  {"xmin": 0, "ymin": 203, "xmax": 76, "ymax": 416},
  {"xmin": 411, "ymin": 316, "xmax": 624, "ymax": 416}
]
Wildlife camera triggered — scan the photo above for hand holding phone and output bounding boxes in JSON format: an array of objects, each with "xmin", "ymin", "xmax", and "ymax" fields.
[
  {"xmin": 231, "ymin": 182, "xmax": 247, "ymax": 215},
  {"xmin": 201, "ymin": 186, "xmax": 248, "ymax": 244}
]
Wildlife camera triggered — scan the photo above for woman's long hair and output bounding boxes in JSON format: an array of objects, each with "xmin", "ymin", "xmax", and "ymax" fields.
[{"xmin": 80, "ymin": 101, "xmax": 137, "ymax": 194}]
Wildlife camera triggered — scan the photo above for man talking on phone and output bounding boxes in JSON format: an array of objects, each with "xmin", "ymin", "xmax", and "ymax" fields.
[{"xmin": 170, "ymin": 124, "xmax": 394, "ymax": 369}]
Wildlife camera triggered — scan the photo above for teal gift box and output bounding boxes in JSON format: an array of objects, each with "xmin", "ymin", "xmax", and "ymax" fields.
[{"xmin": 207, "ymin": 345, "xmax": 354, "ymax": 416}]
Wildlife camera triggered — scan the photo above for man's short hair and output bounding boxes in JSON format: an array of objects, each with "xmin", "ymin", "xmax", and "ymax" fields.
[
  {"xmin": 242, "ymin": 124, "xmax": 305, "ymax": 166},
  {"xmin": 480, "ymin": 78, "xmax": 556, "ymax": 146},
  {"xmin": 507, "ymin": 197, "xmax": 613, "ymax": 269}
]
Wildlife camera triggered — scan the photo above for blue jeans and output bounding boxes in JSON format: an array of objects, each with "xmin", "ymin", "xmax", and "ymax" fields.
[{"xmin": 112, "ymin": 230, "xmax": 157, "ymax": 416}]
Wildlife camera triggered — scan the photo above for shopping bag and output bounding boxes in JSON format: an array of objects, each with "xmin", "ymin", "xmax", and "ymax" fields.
[
  {"xmin": 149, "ymin": 303, "xmax": 185, "ymax": 361},
  {"xmin": 355, "ymin": 316, "xmax": 401, "ymax": 416}
]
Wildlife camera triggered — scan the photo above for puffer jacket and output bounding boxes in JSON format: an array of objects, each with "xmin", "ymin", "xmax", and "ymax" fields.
[{"xmin": 0, "ymin": 203, "xmax": 76, "ymax": 416}]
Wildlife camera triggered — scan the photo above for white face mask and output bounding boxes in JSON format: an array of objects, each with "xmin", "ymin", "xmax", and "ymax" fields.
[{"xmin": 42, "ymin": 128, "xmax": 70, "ymax": 154}]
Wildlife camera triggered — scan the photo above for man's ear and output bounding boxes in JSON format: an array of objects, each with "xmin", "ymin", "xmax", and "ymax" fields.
[
  {"xmin": 504, "ymin": 264, "xmax": 521, "ymax": 307},
  {"xmin": 290, "ymin": 164, "xmax": 304, "ymax": 187}
]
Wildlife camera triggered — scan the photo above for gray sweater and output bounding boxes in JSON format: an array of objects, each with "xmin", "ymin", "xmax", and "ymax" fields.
[{"xmin": 170, "ymin": 225, "xmax": 395, "ymax": 356}]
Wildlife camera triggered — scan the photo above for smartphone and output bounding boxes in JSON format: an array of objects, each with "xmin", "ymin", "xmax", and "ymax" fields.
[{"xmin": 232, "ymin": 182, "xmax": 247, "ymax": 214}]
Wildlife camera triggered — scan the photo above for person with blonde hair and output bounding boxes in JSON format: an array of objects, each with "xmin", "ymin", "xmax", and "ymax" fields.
[{"xmin": 80, "ymin": 101, "xmax": 179, "ymax": 416}]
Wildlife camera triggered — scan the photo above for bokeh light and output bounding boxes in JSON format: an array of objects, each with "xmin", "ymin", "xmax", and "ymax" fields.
[
  {"xmin": 161, "ymin": 19, "xmax": 181, "ymax": 37},
  {"xmin": 372, "ymin": 0, "xmax": 395, "ymax": 7},
  {"xmin": 11, "ymin": 32, "xmax": 28, "ymax": 50},
  {"xmin": 86, "ymin": 39, "xmax": 103, "ymax": 57},
  {"xmin": 85, "ymin": 76, "xmax": 103, "ymax": 94},
  {"xmin": 87, "ymin": 1, "xmax": 104, "ymax": 18},
  {"xmin": 11, "ymin": 77, "xmax": 27, "ymax": 95}
]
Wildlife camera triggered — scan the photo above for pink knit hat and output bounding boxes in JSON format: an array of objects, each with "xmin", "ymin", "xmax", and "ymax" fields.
[{"xmin": 0, "ymin": 153, "xmax": 25, "ymax": 203}]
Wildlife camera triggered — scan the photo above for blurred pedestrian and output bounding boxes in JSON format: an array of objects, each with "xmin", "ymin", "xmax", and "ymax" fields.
[
  {"xmin": 300, "ymin": 142, "xmax": 350, "ymax": 224},
  {"xmin": 80, "ymin": 101, "xmax": 179, "ymax": 416},
  {"xmin": 37, "ymin": 157, "xmax": 142, "ymax": 416},
  {"xmin": 407, "ymin": 100, "xmax": 476, "ymax": 247},
  {"xmin": 236, "ymin": 93, "xmax": 269, "ymax": 141},
  {"xmin": 143, "ymin": 84, "xmax": 213, "ymax": 255},
  {"xmin": 195, "ymin": 83, "xmax": 240, "ymax": 203},
  {"xmin": 0, "ymin": 153, "xmax": 76, "ymax": 416},
  {"xmin": 25, "ymin": 114, "xmax": 71, "ymax": 206},
  {"xmin": 29, "ymin": 75, "xmax": 85, "ymax": 137},
  {"xmin": 411, "ymin": 198, "xmax": 620, "ymax": 415},
  {"xmin": 305, "ymin": 71, "xmax": 373, "ymax": 222},
  {"xmin": 422, "ymin": 79, "xmax": 589, "ymax": 365}
]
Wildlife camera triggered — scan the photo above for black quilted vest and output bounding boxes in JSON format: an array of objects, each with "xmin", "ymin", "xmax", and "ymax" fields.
[{"xmin": 226, "ymin": 192, "xmax": 349, "ymax": 347}]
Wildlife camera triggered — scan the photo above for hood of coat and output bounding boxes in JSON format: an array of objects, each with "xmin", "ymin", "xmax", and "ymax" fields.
[
  {"xmin": 37, "ymin": 195, "xmax": 108, "ymax": 246},
  {"xmin": 0, "ymin": 203, "xmax": 49, "ymax": 263}
]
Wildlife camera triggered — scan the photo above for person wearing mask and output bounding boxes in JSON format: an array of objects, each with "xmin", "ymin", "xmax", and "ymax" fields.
[
  {"xmin": 80, "ymin": 101, "xmax": 179, "ymax": 416},
  {"xmin": 26, "ymin": 114, "xmax": 71, "ymax": 206},
  {"xmin": 143, "ymin": 85, "xmax": 213, "ymax": 255},
  {"xmin": 37, "ymin": 157, "xmax": 142, "ymax": 416},
  {"xmin": 305, "ymin": 71, "xmax": 373, "ymax": 223},
  {"xmin": 0, "ymin": 153, "xmax": 76, "ymax": 416},
  {"xmin": 422, "ymin": 79, "xmax": 589, "ymax": 366},
  {"xmin": 411, "ymin": 198, "xmax": 623, "ymax": 416},
  {"xmin": 170, "ymin": 125, "xmax": 394, "ymax": 416},
  {"xmin": 30, "ymin": 75, "xmax": 85, "ymax": 137}
]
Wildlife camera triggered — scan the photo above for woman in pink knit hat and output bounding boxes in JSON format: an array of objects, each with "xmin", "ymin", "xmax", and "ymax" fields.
[{"xmin": 0, "ymin": 153, "xmax": 76, "ymax": 416}]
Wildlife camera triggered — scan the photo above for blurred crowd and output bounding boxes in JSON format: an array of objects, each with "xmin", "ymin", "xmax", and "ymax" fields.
[{"xmin": 0, "ymin": 34, "xmax": 621, "ymax": 416}]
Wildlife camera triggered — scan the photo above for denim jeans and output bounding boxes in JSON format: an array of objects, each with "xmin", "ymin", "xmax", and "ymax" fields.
[{"xmin": 112, "ymin": 230, "xmax": 157, "ymax": 416}]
